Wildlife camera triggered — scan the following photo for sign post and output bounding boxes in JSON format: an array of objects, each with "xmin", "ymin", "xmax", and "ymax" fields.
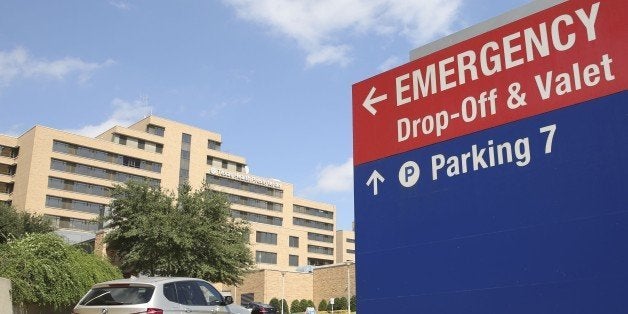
[{"xmin": 352, "ymin": 0, "xmax": 627, "ymax": 313}]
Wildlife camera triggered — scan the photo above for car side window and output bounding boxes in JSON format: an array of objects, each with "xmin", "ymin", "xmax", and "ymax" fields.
[
  {"xmin": 195, "ymin": 281, "xmax": 223, "ymax": 306},
  {"xmin": 175, "ymin": 281, "xmax": 207, "ymax": 306},
  {"xmin": 163, "ymin": 283, "xmax": 178, "ymax": 303}
]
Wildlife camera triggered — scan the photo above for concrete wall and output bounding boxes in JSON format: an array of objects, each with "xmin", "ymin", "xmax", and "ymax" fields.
[{"xmin": 0, "ymin": 277, "xmax": 13, "ymax": 314}]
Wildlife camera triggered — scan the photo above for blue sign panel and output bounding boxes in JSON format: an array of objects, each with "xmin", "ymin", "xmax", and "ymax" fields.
[{"xmin": 354, "ymin": 91, "xmax": 628, "ymax": 313}]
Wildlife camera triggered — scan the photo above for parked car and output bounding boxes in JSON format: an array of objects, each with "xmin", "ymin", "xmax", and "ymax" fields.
[
  {"xmin": 72, "ymin": 277, "xmax": 251, "ymax": 314},
  {"xmin": 244, "ymin": 302, "xmax": 278, "ymax": 314},
  {"xmin": 305, "ymin": 307, "xmax": 317, "ymax": 314}
]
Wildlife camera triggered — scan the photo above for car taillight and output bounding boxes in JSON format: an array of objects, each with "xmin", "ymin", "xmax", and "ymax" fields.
[{"xmin": 259, "ymin": 309, "xmax": 267, "ymax": 313}]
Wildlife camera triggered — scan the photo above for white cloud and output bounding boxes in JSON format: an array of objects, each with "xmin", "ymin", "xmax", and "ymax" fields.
[
  {"xmin": 0, "ymin": 47, "xmax": 114, "ymax": 86},
  {"xmin": 312, "ymin": 157, "xmax": 354, "ymax": 193},
  {"xmin": 64, "ymin": 98, "xmax": 153, "ymax": 137},
  {"xmin": 109, "ymin": 1, "xmax": 131, "ymax": 10},
  {"xmin": 225, "ymin": 0, "xmax": 462, "ymax": 66}
]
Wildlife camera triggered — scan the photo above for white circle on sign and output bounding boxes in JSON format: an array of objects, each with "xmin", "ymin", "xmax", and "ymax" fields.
[{"xmin": 399, "ymin": 161, "xmax": 420, "ymax": 188}]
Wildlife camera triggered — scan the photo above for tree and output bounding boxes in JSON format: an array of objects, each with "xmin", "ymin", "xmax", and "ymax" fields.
[
  {"xmin": 269, "ymin": 298, "xmax": 281, "ymax": 310},
  {"xmin": 318, "ymin": 299, "xmax": 328, "ymax": 312},
  {"xmin": 335, "ymin": 296, "xmax": 348, "ymax": 310},
  {"xmin": 299, "ymin": 299, "xmax": 309, "ymax": 311},
  {"xmin": 282, "ymin": 299, "xmax": 290, "ymax": 313},
  {"xmin": 0, "ymin": 203, "xmax": 53, "ymax": 243},
  {"xmin": 0, "ymin": 233, "xmax": 122, "ymax": 308},
  {"xmin": 350, "ymin": 295, "xmax": 357, "ymax": 312},
  {"xmin": 103, "ymin": 181, "xmax": 254, "ymax": 285},
  {"xmin": 290, "ymin": 299, "xmax": 302, "ymax": 313}
]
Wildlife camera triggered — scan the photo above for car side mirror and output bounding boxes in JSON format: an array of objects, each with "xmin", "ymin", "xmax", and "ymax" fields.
[{"xmin": 224, "ymin": 296, "xmax": 234, "ymax": 305}]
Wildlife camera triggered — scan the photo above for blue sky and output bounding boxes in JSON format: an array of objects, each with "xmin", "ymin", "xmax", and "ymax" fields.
[{"xmin": 0, "ymin": 0, "xmax": 530, "ymax": 230}]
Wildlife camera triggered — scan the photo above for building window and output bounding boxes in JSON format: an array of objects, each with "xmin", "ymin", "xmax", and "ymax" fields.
[
  {"xmin": 45, "ymin": 195, "xmax": 105, "ymax": 215},
  {"xmin": 255, "ymin": 251, "xmax": 277, "ymax": 264},
  {"xmin": 146, "ymin": 124, "xmax": 165, "ymax": 136},
  {"xmin": 231, "ymin": 210, "xmax": 282, "ymax": 226},
  {"xmin": 179, "ymin": 134, "xmax": 191, "ymax": 185},
  {"xmin": 307, "ymin": 258, "xmax": 333, "ymax": 266},
  {"xmin": 308, "ymin": 232, "xmax": 333, "ymax": 243},
  {"xmin": 308, "ymin": 245, "xmax": 334, "ymax": 255},
  {"xmin": 221, "ymin": 160, "xmax": 228, "ymax": 169},
  {"xmin": 50, "ymin": 158, "xmax": 160, "ymax": 186},
  {"xmin": 0, "ymin": 145, "xmax": 19, "ymax": 158},
  {"xmin": 44, "ymin": 215, "xmax": 99, "ymax": 232},
  {"xmin": 256, "ymin": 231, "xmax": 278, "ymax": 245},
  {"xmin": 347, "ymin": 249, "xmax": 356, "ymax": 254},
  {"xmin": 293, "ymin": 217, "xmax": 334, "ymax": 231},
  {"xmin": 53, "ymin": 141, "xmax": 162, "ymax": 173},
  {"xmin": 208, "ymin": 140, "xmax": 221, "ymax": 150},
  {"xmin": 48, "ymin": 177, "xmax": 112, "ymax": 197},
  {"xmin": 294, "ymin": 204, "xmax": 334, "ymax": 219},
  {"xmin": 289, "ymin": 255, "xmax": 299, "ymax": 267},
  {"xmin": 346, "ymin": 238, "xmax": 355, "ymax": 243},
  {"xmin": 226, "ymin": 194, "xmax": 283, "ymax": 212},
  {"xmin": 206, "ymin": 175, "xmax": 283, "ymax": 198},
  {"xmin": 289, "ymin": 236, "xmax": 299, "ymax": 248}
]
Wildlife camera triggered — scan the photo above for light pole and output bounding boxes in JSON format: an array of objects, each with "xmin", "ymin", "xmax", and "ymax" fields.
[
  {"xmin": 346, "ymin": 260, "xmax": 353, "ymax": 313},
  {"xmin": 281, "ymin": 272, "xmax": 285, "ymax": 314}
]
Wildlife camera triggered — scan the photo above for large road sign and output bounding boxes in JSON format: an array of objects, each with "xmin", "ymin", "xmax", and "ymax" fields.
[{"xmin": 352, "ymin": 0, "xmax": 627, "ymax": 313}]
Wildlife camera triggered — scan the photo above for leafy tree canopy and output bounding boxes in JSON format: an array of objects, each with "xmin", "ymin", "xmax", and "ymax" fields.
[
  {"xmin": 0, "ymin": 233, "xmax": 122, "ymax": 308},
  {"xmin": 103, "ymin": 181, "xmax": 254, "ymax": 285},
  {"xmin": 0, "ymin": 203, "xmax": 54, "ymax": 243}
]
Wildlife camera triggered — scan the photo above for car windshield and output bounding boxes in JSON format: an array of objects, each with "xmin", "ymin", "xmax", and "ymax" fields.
[{"xmin": 79, "ymin": 286, "xmax": 154, "ymax": 306}]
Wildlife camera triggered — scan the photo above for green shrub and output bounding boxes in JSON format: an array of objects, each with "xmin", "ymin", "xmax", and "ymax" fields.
[{"xmin": 0, "ymin": 233, "xmax": 122, "ymax": 308}]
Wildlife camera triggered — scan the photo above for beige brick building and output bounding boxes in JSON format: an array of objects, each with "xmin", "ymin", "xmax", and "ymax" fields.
[{"xmin": 0, "ymin": 115, "xmax": 356, "ymax": 305}]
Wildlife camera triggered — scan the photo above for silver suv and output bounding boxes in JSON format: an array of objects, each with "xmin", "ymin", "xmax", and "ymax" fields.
[{"xmin": 72, "ymin": 277, "xmax": 251, "ymax": 314}]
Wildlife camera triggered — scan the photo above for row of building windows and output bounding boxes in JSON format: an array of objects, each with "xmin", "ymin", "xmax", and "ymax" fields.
[
  {"xmin": 308, "ymin": 245, "xmax": 334, "ymax": 256},
  {"xmin": 253, "ymin": 251, "xmax": 307, "ymax": 267},
  {"xmin": 48, "ymin": 177, "xmax": 112, "ymax": 197},
  {"xmin": 347, "ymin": 238, "xmax": 355, "ymax": 243},
  {"xmin": 206, "ymin": 174, "xmax": 283, "ymax": 198},
  {"xmin": 308, "ymin": 232, "xmax": 334, "ymax": 243},
  {"xmin": 51, "ymin": 158, "xmax": 160, "ymax": 186},
  {"xmin": 293, "ymin": 204, "xmax": 334, "ymax": 220},
  {"xmin": 207, "ymin": 156, "xmax": 245, "ymax": 173},
  {"xmin": 307, "ymin": 257, "xmax": 334, "ymax": 266},
  {"xmin": 44, "ymin": 214, "xmax": 99, "ymax": 232},
  {"xmin": 231, "ymin": 209, "xmax": 283, "ymax": 226},
  {"xmin": 0, "ymin": 145, "xmax": 19, "ymax": 158},
  {"xmin": 227, "ymin": 194, "xmax": 283, "ymax": 212},
  {"xmin": 179, "ymin": 133, "xmax": 191, "ymax": 185},
  {"xmin": 45, "ymin": 195, "xmax": 106, "ymax": 215},
  {"xmin": 293, "ymin": 217, "xmax": 334, "ymax": 231},
  {"xmin": 112, "ymin": 134, "xmax": 163, "ymax": 154},
  {"xmin": 53, "ymin": 140, "xmax": 162, "ymax": 173}
]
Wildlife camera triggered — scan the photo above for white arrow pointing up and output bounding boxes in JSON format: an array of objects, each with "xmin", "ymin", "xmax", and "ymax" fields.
[
  {"xmin": 362, "ymin": 87, "xmax": 387, "ymax": 116},
  {"xmin": 366, "ymin": 170, "xmax": 385, "ymax": 196}
]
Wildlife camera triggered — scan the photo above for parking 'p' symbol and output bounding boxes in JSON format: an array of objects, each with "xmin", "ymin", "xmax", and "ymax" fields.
[{"xmin": 399, "ymin": 161, "xmax": 420, "ymax": 188}]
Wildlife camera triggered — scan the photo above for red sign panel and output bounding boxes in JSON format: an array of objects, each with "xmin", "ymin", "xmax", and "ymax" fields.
[{"xmin": 353, "ymin": 0, "xmax": 627, "ymax": 166}]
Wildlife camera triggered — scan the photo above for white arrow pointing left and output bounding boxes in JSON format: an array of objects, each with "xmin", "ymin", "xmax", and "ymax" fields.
[
  {"xmin": 366, "ymin": 170, "xmax": 385, "ymax": 196},
  {"xmin": 362, "ymin": 87, "xmax": 387, "ymax": 116}
]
